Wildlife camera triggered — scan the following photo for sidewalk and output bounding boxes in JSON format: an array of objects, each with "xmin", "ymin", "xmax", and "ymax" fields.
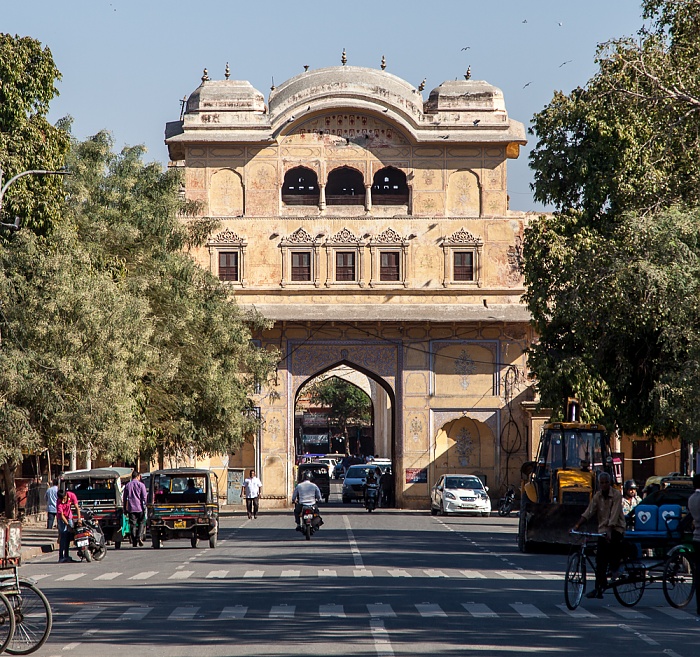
[{"xmin": 19, "ymin": 515, "xmax": 58, "ymax": 563}]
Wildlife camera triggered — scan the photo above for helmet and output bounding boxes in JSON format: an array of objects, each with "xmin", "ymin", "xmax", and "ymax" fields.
[
  {"xmin": 624, "ymin": 479, "xmax": 638, "ymax": 493},
  {"xmin": 303, "ymin": 470, "xmax": 314, "ymax": 481}
]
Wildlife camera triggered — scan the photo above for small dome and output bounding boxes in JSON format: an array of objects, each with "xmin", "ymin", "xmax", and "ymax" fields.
[
  {"xmin": 425, "ymin": 80, "xmax": 505, "ymax": 113},
  {"xmin": 186, "ymin": 79, "xmax": 266, "ymax": 114}
]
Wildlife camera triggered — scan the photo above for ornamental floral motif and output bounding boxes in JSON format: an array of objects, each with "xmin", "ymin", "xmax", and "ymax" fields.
[
  {"xmin": 328, "ymin": 227, "xmax": 361, "ymax": 244},
  {"xmin": 410, "ymin": 417, "xmax": 423, "ymax": 443},
  {"xmin": 371, "ymin": 227, "xmax": 405, "ymax": 245},
  {"xmin": 266, "ymin": 417, "xmax": 281, "ymax": 445},
  {"xmin": 455, "ymin": 426, "xmax": 474, "ymax": 466},
  {"xmin": 455, "ymin": 349, "xmax": 476, "ymax": 390},
  {"xmin": 444, "ymin": 227, "xmax": 483, "ymax": 245},
  {"xmin": 284, "ymin": 227, "xmax": 315, "ymax": 244},
  {"xmin": 208, "ymin": 228, "xmax": 245, "ymax": 244}
]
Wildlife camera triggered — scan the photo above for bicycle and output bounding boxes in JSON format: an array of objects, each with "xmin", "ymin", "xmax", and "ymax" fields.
[
  {"xmin": 565, "ymin": 530, "xmax": 646, "ymax": 610},
  {"xmin": 0, "ymin": 566, "xmax": 52, "ymax": 655}
]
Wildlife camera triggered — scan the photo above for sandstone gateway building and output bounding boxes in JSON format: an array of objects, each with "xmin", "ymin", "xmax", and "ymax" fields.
[{"xmin": 165, "ymin": 62, "xmax": 546, "ymax": 508}]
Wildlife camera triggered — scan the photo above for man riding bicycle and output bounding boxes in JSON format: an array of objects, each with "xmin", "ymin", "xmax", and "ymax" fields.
[{"xmin": 572, "ymin": 471, "xmax": 626, "ymax": 599}]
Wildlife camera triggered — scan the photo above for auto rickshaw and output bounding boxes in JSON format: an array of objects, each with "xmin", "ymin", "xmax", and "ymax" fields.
[
  {"xmin": 147, "ymin": 468, "xmax": 219, "ymax": 548},
  {"xmin": 60, "ymin": 467, "xmax": 133, "ymax": 549},
  {"xmin": 297, "ymin": 462, "xmax": 330, "ymax": 503}
]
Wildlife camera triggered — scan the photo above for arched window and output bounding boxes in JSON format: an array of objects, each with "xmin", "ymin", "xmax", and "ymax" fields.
[
  {"xmin": 282, "ymin": 167, "xmax": 320, "ymax": 206},
  {"xmin": 326, "ymin": 167, "xmax": 365, "ymax": 206},
  {"xmin": 372, "ymin": 167, "xmax": 408, "ymax": 205}
]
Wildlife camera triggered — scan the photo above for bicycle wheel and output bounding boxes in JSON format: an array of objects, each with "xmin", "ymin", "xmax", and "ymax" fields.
[
  {"xmin": 613, "ymin": 563, "xmax": 646, "ymax": 607},
  {"xmin": 565, "ymin": 551, "xmax": 586, "ymax": 610},
  {"xmin": 0, "ymin": 591, "xmax": 17, "ymax": 654},
  {"xmin": 5, "ymin": 581, "xmax": 52, "ymax": 655},
  {"xmin": 663, "ymin": 550, "xmax": 695, "ymax": 609}
]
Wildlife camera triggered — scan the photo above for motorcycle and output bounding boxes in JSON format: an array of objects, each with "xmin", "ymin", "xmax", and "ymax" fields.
[
  {"xmin": 299, "ymin": 504, "xmax": 322, "ymax": 541},
  {"xmin": 364, "ymin": 482, "xmax": 380, "ymax": 513},
  {"xmin": 497, "ymin": 485, "xmax": 516, "ymax": 517},
  {"xmin": 73, "ymin": 509, "xmax": 107, "ymax": 562}
]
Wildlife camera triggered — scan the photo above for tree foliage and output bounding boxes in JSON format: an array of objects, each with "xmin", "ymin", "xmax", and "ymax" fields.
[{"xmin": 525, "ymin": 1, "xmax": 700, "ymax": 441}]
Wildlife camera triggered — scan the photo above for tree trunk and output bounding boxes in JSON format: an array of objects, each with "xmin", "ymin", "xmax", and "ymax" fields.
[{"xmin": 1, "ymin": 460, "xmax": 19, "ymax": 519}]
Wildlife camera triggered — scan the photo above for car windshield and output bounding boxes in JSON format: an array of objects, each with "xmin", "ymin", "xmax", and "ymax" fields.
[
  {"xmin": 346, "ymin": 466, "xmax": 377, "ymax": 478},
  {"xmin": 153, "ymin": 474, "xmax": 207, "ymax": 501},
  {"xmin": 444, "ymin": 477, "xmax": 482, "ymax": 490}
]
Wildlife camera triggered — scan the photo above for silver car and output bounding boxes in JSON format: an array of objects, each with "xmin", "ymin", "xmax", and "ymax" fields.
[{"xmin": 430, "ymin": 474, "xmax": 491, "ymax": 517}]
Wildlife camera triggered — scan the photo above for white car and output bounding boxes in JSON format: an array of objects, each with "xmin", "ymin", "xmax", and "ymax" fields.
[{"xmin": 430, "ymin": 474, "xmax": 491, "ymax": 517}]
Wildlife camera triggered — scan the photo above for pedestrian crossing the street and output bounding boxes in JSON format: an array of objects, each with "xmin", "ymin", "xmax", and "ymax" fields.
[{"xmin": 58, "ymin": 600, "xmax": 698, "ymax": 625}]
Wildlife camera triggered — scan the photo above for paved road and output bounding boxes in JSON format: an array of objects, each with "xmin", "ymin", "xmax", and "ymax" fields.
[{"xmin": 18, "ymin": 498, "xmax": 699, "ymax": 656}]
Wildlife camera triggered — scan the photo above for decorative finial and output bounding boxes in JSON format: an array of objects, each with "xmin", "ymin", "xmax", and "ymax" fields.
[
  {"xmin": 304, "ymin": 64, "xmax": 309, "ymax": 72},
  {"xmin": 464, "ymin": 66, "xmax": 471, "ymax": 80},
  {"xmin": 418, "ymin": 78, "xmax": 426, "ymax": 92},
  {"xmin": 225, "ymin": 62, "xmax": 230, "ymax": 80},
  {"xmin": 381, "ymin": 55, "xmax": 386, "ymax": 71},
  {"xmin": 270, "ymin": 76, "xmax": 275, "ymax": 91},
  {"xmin": 341, "ymin": 48, "xmax": 347, "ymax": 66},
  {"xmin": 201, "ymin": 68, "xmax": 209, "ymax": 83}
]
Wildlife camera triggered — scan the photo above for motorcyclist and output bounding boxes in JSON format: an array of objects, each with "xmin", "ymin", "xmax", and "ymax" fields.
[
  {"xmin": 622, "ymin": 479, "xmax": 641, "ymax": 516},
  {"xmin": 293, "ymin": 470, "xmax": 322, "ymax": 531},
  {"xmin": 364, "ymin": 468, "xmax": 381, "ymax": 507}
]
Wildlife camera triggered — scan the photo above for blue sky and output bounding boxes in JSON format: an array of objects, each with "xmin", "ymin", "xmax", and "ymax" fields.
[{"xmin": 4, "ymin": 0, "xmax": 644, "ymax": 211}]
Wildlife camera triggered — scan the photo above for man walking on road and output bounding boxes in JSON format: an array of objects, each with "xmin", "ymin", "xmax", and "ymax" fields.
[
  {"xmin": 242, "ymin": 469, "xmax": 262, "ymax": 520},
  {"xmin": 687, "ymin": 473, "xmax": 700, "ymax": 616},
  {"xmin": 45, "ymin": 478, "xmax": 59, "ymax": 529},
  {"xmin": 123, "ymin": 470, "xmax": 148, "ymax": 547}
]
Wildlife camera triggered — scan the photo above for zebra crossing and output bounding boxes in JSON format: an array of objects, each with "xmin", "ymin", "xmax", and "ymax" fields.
[
  {"xmin": 57, "ymin": 600, "xmax": 698, "ymax": 624},
  {"xmin": 30, "ymin": 567, "xmax": 565, "ymax": 584}
]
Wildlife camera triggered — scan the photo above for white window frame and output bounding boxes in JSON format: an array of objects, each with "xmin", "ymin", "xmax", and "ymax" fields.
[
  {"xmin": 324, "ymin": 227, "xmax": 365, "ymax": 287},
  {"xmin": 441, "ymin": 227, "xmax": 483, "ymax": 288},
  {"xmin": 279, "ymin": 227, "xmax": 320, "ymax": 288},
  {"xmin": 368, "ymin": 227, "xmax": 409, "ymax": 288},
  {"xmin": 207, "ymin": 228, "xmax": 247, "ymax": 286}
]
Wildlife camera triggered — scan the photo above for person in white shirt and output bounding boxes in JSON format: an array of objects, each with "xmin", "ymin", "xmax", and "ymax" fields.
[{"xmin": 242, "ymin": 469, "xmax": 262, "ymax": 519}]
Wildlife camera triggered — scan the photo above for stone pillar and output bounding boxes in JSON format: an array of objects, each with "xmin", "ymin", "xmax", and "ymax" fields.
[
  {"xmin": 365, "ymin": 184, "xmax": 372, "ymax": 212},
  {"xmin": 319, "ymin": 184, "xmax": 326, "ymax": 211}
]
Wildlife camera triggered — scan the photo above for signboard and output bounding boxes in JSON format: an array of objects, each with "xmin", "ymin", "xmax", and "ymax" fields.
[{"xmin": 405, "ymin": 468, "xmax": 427, "ymax": 484}]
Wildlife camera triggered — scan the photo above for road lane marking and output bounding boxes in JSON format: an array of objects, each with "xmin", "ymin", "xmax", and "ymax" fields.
[
  {"xmin": 424, "ymin": 569, "xmax": 448, "ymax": 578},
  {"xmin": 459, "ymin": 570, "xmax": 486, "ymax": 578},
  {"xmin": 168, "ymin": 606, "xmax": 199, "ymax": 621},
  {"xmin": 370, "ymin": 619, "xmax": 394, "ymax": 656},
  {"xmin": 206, "ymin": 570, "xmax": 229, "ymax": 579},
  {"xmin": 388, "ymin": 569, "xmax": 411, "ymax": 578},
  {"xmin": 496, "ymin": 570, "xmax": 525, "ymax": 580},
  {"xmin": 62, "ymin": 642, "xmax": 81, "ymax": 651},
  {"xmin": 218, "ymin": 606, "xmax": 247, "ymax": 619},
  {"xmin": 320, "ymin": 604, "xmax": 346, "ymax": 618},
  {"xmin": 55, "ymin": 573, "xmax": 85, "ymax": 582},
  {"xmin": 30, "ymin": 574, "xmax": 50, "ymax": 581},
  {"xmin": 169, "ymin": 571, "xmax": 194, "ymax": 580},
  {"xmin": 343, "ymin": 515, "xmax": 364, "ymax": 568},
  {"xmin": 281, "ymin": 570, "xmax": 300, "ymax": 578},
  {"xmin": 67, "ymin": 607, "xmax": 106, "ymax": 622},
  {"xmin": 657, "ymin": 607, "xmax": 696, "ymax": 620},
  {"xmin": 462, "ymin": 602, "xmax": 497, "ymax": 618},
  {"xmin": 609, "ymin": 608, "xmax": 649, "ymax": 620},
  {"xmin": 94, "ymin": 572, "xmax": 121, "ymax": 581},
  {"xmin": 511, "ymin": 602, "xmax": 547, "ymax": 618},
  {"xmin": 269, "ymin": 604, "xmax": 295, "ymax": 618},
  {"xmin": 416, "ymin": 603, "xmax": 446, "ymax": 617},
  {"xmin": 129, "ymin": 571, "xmax": 157, "ymax": 580},
  {"xmin": 318, "ymin": 569, "xmax": 337, "ymax": 577},
  {"xmin": 557, "ymin": 604, "xmax": 596, "ymax": 618},
  {"xmin": 244, "ymin": 570, "xmax": 264, "ymax": 578},
  {"xmin": 534, "ymin": 572, "xmax": 561, "ymax": 580},
  {"xmin": 118, "ymin": 606, "xmax": 153, "ymax": 621},
  {"xmin": 367, "ymin": 603, "xmax": 396, "ymax": 618}
]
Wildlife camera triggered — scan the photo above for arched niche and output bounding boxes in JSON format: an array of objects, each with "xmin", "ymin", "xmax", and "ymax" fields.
[
  {"xmin": 282, "ymin": 166, "xmax": 320, "ymax": 206},
  {"xmin": 326, "ymin": 167, "xmax": 365, "ymax": 206},
  {"xmin": 372, "ymin": 166, "xmax": 409, "ymax": 205},
  {"xmin": 434, "ymin": 416, "xmax": 495, "ymax": 486},
  {"xmin": 447, "ymin": 169, "xmax": 480, "ymax": 216},
  {"xmin": 209, "ymin": 168, "xmax": 244, "ymax": 216}
]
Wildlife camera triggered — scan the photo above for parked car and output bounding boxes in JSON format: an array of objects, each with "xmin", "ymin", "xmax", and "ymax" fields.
[
  {"xmin": 342, "ymin": 464, "xmax": 386, "ymax": 503},
  {"xmin": 430, "ymin": 474, "xmax": 491, "ymax": 517}
]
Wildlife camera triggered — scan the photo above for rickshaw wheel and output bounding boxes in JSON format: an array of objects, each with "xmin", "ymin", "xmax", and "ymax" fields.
[
  {"xmin": 612, "ymin": 564, "xmax": 645, "ymax": 607},
  {"xmin": 663, "ymin": 551, "xmax": 695, "ymax": 608}
]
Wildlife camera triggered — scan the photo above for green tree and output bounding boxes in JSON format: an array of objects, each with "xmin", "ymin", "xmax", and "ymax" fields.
[
  {"xmin": 525, "ymin": 1, "xmax": 700, "ymax": 441},
  {"xmin": 305, "ymin": 376, "xmax": 372, "ymax": 454}
]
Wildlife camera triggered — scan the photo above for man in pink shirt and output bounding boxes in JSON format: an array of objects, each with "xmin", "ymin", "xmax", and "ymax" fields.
[{"xmin": 56, "ymin": 488, "xmax": 81, "ymax": 563}]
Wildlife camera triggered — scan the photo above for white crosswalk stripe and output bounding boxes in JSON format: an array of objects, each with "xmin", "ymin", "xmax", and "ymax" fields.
[
  {"xmin": 511, "ymin": 602, "xmax": 547, "ymax": 618},
  {"xmin": 218, "ymin": 606, "xmax": 247, "ymax": 620},
  {"xmin": 496, "ymin": 570, "xmax": 526, "ymax": 580},
  {"xmin": 206, "ymin": 570, "xmax": 229, "ymax": 579},
  {"xmin": 67, "ymin": 607, "xmax": 106, "ymax": 622},
  {"xmin": 318, "ymin": 569, "xmax": 337, "ymax": 577},
  {"xmin": 462, "ymin": 602, "xmax": 497, "ymax": 618},
  {"xmin": 608, "ymin": 607, "xmax": 649, "ymax": 619},
  {"xmin": 94, "ymin": 572, "xmax": 121, "ymax": 581},
  {"xmin": 281, "ymin": 570, "xmax": 300, "ymax": 578},
  {"xmin": 319, "ymin": 604, "xmax": 345, "ymax": 618},
  {"xmin": 244, "ymin": 570, "xmax": 264, "ymax": 578},
  {"xmin": 168, "ymin": 571, "xmax": 194, "ymax": 580},
  {"xmin": 56, "ymin": 573, "xmax": 85, "ymax": 582},
  {"xmin": 460, "ymin": 570, "xmax": 486, "ymax": 579},
  {"xmin": 367, "ymin": 603, "xmax": 396, "ymax": 618},
  {"xmin": 129, "ymin": 571, "xmax": 158, "ymax": 580},
  {"xmin": 388, "ymin": 569, "xmax": 411, "ymax": 578},
  {"xmin": 657, "ymin": 607, "xmax": 696, "ymax": 620},
  {"xmin": 557, "ymin": 604, "xmax": 596, "ymax": 618},
  {"xmin": 269, "ymin": 604, "xmax": 295, "ymax": 618},
  {"xmin": 29, "ymin": 574, "xmax": 50, "ymax": 581},
  {"xmin": 424, "ymin": 569, "xmax": 448, "ymax": 578},
  {"xmin": 354, "ymin": 569, "xmax": 373, "ymax": 577},
  {"xmin": 168, "ymin": 606, "xmax": 199, "ymax": 621},
  {"xmin": 118, "ymin": 606, "xmax": 153, "ymax": 621},
  {"xmin": 416, "ymin": 603, "xmax": 446, "ymax": 617},
  {"xmin": 534, "ymin": 572, "xmax": 562, "ymax": 580}
]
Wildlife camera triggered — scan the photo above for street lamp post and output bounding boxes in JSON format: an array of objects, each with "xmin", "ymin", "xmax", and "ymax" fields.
[{"xmin": 0, "ymin": 166, "xmax": 71, "ymax": 230}]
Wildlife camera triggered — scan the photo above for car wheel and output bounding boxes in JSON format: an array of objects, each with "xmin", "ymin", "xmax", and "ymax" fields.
[
  {"xmin": 440, "ymin": 502, "xmax": 447, "ymax": 516},
  {"xmin": 430, "ymin": 505, "xmax": 438, "ymax": 516},
  {"xmin": 481, "ymin": 512, "xmax": 489, "ymax": 517},
  {"xmin": 342, "ymin": 496, "xmax": 350, "ymax": 504}
]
